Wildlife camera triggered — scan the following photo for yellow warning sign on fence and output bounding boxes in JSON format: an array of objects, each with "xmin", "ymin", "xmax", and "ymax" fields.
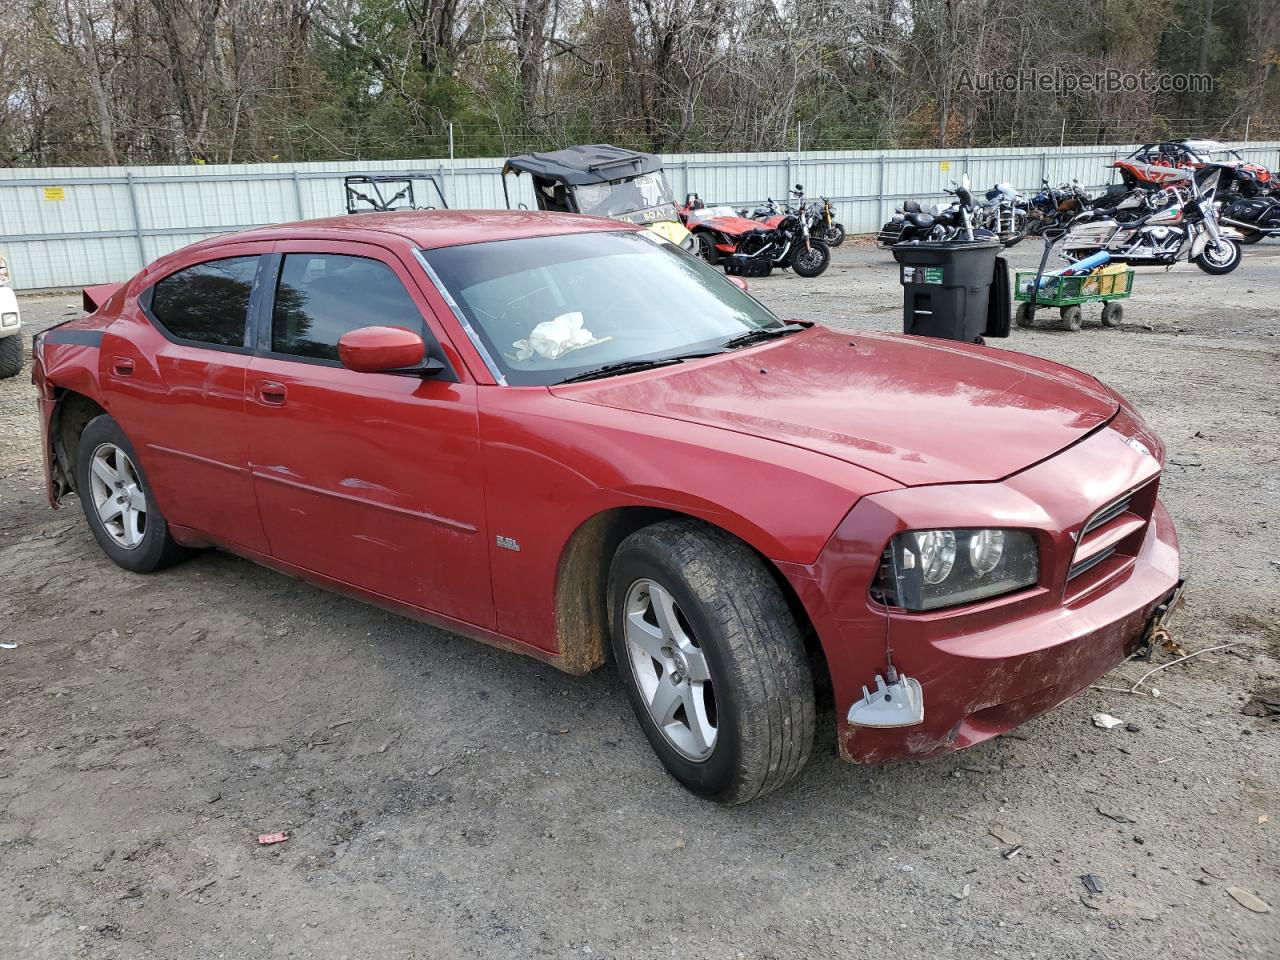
[
  {"xmin": 42, "ymin": 186, "xmax": 66, "ymax": 201},
  {"xmin": 938, "ymin": 161, "xmax": 951, "ymax": 172}
]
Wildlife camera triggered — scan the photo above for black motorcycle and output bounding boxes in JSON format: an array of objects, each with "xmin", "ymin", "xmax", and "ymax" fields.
[
  {"xmin": 877, "ymin": 176, "xmax": 996, "ymax": 245},
  {"xmin": 720, "ymin": 198, "xmax": 831, "ymax": 278},
  {"xmin": 1211, "ymin": 164, "xmax": 1280, "ymax": 244}
]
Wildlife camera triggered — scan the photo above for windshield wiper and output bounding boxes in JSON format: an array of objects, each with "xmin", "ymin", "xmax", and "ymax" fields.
[
  {"xmin": 720, "ymin": 323, "xmax": 806, "ymax": 350},
  {"xmin": 557, "ymin": 353, "xmax": 722, "ymax": 385}
]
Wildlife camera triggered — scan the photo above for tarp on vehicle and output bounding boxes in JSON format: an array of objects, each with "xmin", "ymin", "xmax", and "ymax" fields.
[{"xmin": 502, "ymin": 145, "xmax": 664, "ymax": 186}]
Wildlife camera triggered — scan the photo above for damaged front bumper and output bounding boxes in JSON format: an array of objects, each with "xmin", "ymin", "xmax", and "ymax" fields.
[{"xmin": 838, "ymin": 502, "xmax": 1180, "ymax": 763}]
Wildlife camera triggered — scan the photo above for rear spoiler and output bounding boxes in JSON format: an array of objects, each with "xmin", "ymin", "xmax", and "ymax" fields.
[{"xmin": 82, "ymin": 282, "xmax": 123, "ymax": 313}]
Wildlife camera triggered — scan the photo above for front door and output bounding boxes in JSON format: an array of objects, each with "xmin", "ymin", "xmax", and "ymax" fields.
[{"xmin": 244, "ymin": 241, "xmax": 493, "ymax": 629}]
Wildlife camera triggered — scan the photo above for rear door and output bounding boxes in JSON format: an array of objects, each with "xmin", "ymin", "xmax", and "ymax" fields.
[
  {"xmin": 103, "ymin": 243, "xmax": 271, "ymax": 553},
  {"xmin": 244, "ymin": 240, "xmax": 493, "ymax": 628}
]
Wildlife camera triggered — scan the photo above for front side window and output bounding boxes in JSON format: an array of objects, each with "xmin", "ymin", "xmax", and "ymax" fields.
[
  {"xmin": 150, "ymin": 256, "xmax": 259, "ymax": 347},
  {"xmin": 272, "ymin": 254, "xmax": 425, "ymax": 361},
  {"xmin": 421, "ymin": 231, "xmax": 785, "ymax": 386}
]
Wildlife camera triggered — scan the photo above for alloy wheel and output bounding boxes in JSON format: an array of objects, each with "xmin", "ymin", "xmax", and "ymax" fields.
[
  {"xmin": 88, "ymin": 443, "xmax": 147, "ymax": 549},
  {"xmin": 623, "ymin": 578, "xmax": 718, "ymax": 761}
]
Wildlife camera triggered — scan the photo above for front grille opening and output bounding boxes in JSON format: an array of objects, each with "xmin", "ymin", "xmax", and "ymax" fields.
[
  {"xmin": 1065, "ymin": 479, "xmax": 1158, "ymax": 597},
  {"xmin": 1068, "ymin": 545, "xmax": 1117, "ymax": 581},
  {"xmin": 1082, "ymin": 494, "xmax": 1132, "ymax": 535}
]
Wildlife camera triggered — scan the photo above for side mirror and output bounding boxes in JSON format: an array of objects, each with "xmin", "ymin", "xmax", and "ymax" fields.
[
  {"xmin": 794, "ymin": 183, "xmax": 804, "ymax": 191},
  {"xmin": 338, "ymin": 325, "xmax": 432, "ymax": 374},
  {"xmin": 727, "ymin": 276, "xmax": 749, "ymax": 293}
]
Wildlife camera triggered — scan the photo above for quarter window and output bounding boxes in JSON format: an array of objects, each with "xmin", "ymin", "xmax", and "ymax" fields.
[
  {"xmin": 272, "ymin": 254, "xmax": 425, "ymax": 361},
  {"xmin": 150, "ymin": 256, "xmax": 259, "ymax": 347}
]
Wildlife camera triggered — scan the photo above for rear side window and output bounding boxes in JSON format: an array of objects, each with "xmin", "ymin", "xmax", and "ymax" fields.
[
  {"xmin": 272, "ymin": 254, "xmax": 425, "ymax": 361},
  {"xmin": 150, "ymin": 256, "xmax": 259, "ymax": 347}
]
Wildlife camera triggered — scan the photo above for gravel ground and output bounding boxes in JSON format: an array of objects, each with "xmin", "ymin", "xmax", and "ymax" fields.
[{"xmin": 2, "ymin": 240, "xmax": 1278, "ymax": 960}]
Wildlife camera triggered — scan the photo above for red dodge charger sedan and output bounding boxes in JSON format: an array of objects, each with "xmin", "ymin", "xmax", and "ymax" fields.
[{"xmin": 32, "ymin": 210, "xmax": 1182, "ymax": 803}]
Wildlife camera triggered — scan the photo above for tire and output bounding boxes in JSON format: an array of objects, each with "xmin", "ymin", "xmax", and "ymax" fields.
[
  {"xmin": 790, "ymin": 238, "xmax": 830, "ymax": 278},
  {"xmin": 1193, "ymin": 238, "xmax": 1241, "ymax": 275},
  {"xmin": 823, "ymin": 223, "xmax": 846, "ymax": 246},
  {"xmin": 1058, "ymin": 305, "xmax": 1083, "ymax": 331},
  {"xmin": 1015, "ymin": 302, "xmax": 1036, "ymax": 328},
  {"xmin": 1100, "ymin": 302, "xmax": 1123, "ymax": 327},
  {"xmin": 75, "ymin": 415, "xmax": 190, "ymax": 573},
  {"xmin": 609, "ymin": 519, "xmax": 815, "ymax": 804},
  {"xmin": 695, "ymin": 232, "xmax": 719, "ymax": 264},
  {"xmin": 1237, "ymin": 229, "xmax": 1264, "ymax": 245},
  {"xmin": 0, "ymin": 334, "xmax": 22, "ymax": 379}
]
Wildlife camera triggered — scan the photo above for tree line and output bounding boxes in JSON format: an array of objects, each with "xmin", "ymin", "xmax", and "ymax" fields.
[{"xmin": 1, "ymin": 0, "xmax": 1276, "ymax": 167}]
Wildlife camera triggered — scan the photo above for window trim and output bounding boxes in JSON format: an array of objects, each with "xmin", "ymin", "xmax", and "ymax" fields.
[
  {"xmin": 140, "ymin": 254, "xmax": 269, "ymax": 354},
  {"xmin": 252, "ymin": 246, "xmax": 457, "ymax": 382}
]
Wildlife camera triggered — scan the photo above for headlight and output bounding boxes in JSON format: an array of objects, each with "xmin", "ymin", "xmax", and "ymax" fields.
[{"xmin": 872, "ymin": 528, "xmax": 1039, "ymax": 611}]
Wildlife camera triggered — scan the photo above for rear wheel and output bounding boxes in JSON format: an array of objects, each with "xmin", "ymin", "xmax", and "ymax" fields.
[
  {"xmin": 1100, "ymin": 301, "xmax": 1124, "ymax": 327},
  {"xmin": 1058, "ymin": 305, "xmax": 1083, "ymax": 331},
  {"xmin": 609, "ymin": 519, "xmax": 815, "ymax": 804},
  {"xmin": 0, "ymin": 335, "xmax": 22, "ymax": 379},
  {"xmin": 1193, "ymin": 238, "xmax": 1241, "ymax": 274},
  {"xmin": 75, "ymin": 415, "xmax": 189, "ymax": 573},
  {"xmin": 1015, "ymin": 302, "xmax": 1037, "ymax": 328},
  {"xmin": 790, "ymin": 238, "xmax": 830, "ymax": 277}
]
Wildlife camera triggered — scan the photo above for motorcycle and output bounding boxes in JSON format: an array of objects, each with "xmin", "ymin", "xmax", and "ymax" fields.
[
  {"xmin": 974, "ymin": 182, "xmax": 1028, "ymax": 246},
  {"xmin": 811, "ymin": 196, "xmax": 845, "ymax": 246},
  {"xmin": 1059, "ymin": 169, "xmax": 1242, "ymax": 275},
  {"xmin": 683, "ymin": 185, "xmax": 830, "ymax": 278},
  {"xmin": 1208, "ymin": 162, "xmax": 1280, "ymax": 244},
  {"xmin": 877, "ymin": 176, "xmax": 996, "ymax": 246}
]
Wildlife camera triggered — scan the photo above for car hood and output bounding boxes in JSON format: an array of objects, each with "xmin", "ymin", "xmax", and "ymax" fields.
[{"xmin": 550, "ymin": 328, "xmax": 1118, "ymax": 486}]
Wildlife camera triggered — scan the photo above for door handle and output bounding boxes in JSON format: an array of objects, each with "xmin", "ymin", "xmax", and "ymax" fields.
[
  {"xmin": 257, "ymin": 380, "xmax": 287, "ymax": 406},
  {"xmin": 111, "ymin": 356, "xmax": 134, "ymax": 377}
]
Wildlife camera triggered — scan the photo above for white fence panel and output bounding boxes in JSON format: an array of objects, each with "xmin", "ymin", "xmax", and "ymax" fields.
[{"xmin": 2, "ymin": 142, "xmax": 1277, "ymax": 289}]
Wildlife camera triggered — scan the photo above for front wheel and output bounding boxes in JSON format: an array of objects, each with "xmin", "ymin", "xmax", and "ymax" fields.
[
  {"xmin": 822, "ymin": 222, "xmax": 846, "ymax": 246},
  {"xmin": 0, "ymin": 335, "xmax": 22, "ymax": 379},
  {"xmin": 1193, "ymin": 238, "xmax": 1242, "ymax": 275},
  {"xmin": 609, "ymin": 519, "xmax": 815, "ymax": 804},
  {"xmin": 694, "ymin": 232, "xmax": 719, "ymax": 264},
  {"xmin": 790, "ymin": 238, "xmax": 830, "ymax": 277}
]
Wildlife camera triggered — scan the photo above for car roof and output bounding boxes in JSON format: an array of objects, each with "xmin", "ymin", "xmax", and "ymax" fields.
[
  {"xmin": 186, "ymin": 209, "xmax": 635, "ymax": 254},
  {"xmin": 502, "ymin": 144, "xmax": 664, "ymax": 185}
]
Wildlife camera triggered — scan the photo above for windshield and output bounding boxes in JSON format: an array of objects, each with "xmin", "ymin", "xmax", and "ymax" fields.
[
  {"xmin": 573, "ymin": 173, "xmax": 674, "ymax": 217},
  {"xmin": 420, "ymin": 231, "xmax": 785, "ymax": 386}
]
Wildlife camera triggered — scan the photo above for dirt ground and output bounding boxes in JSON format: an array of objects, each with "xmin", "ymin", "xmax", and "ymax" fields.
[{"xmin": 2, "ymin": 240, "xmax": 1278, "ymax": 960}]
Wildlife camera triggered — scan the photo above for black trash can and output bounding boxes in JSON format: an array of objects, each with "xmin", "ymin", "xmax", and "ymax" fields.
[{"xmin": 891, "ymin": 240, "xmax": 1003, "ymax": 342}]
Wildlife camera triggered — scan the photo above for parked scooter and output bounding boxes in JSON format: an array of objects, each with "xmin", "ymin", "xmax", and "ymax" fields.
[{"xmin": 1059, "ymin": 170, "xmax": 1242, "ymax": 274}]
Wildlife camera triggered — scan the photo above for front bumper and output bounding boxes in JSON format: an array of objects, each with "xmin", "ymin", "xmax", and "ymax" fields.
[
  {"xmin": 841, "ymin": 501, "xmax": 1179, "ymax": 762},
  {"xmin": 780, "ymin": 406, "xmax": 1181, "ymax": 764}
]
